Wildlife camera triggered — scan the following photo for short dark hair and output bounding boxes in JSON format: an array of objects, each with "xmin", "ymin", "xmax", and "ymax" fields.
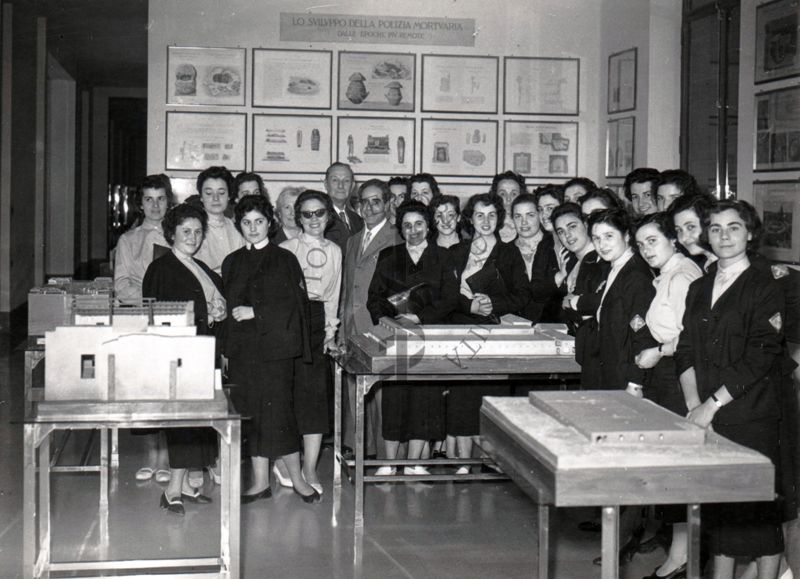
[
  {"xmin": 623, "ymin": 168, "xmax": 660, "ymax": 201},
  {"xmin": 564, "ymin": 177, "xmax": 597, "ymax": 193},
  {"xmin": 579, "ymin": 187, "xmax": 625, "ymax": 211},
  {"xmin": 395, "ymin": 200, "xmax": 434, "ymax": 240},
  {"xmin": 490, "ymin": 171, "xmax": 527, "ymax": 195},
  {"xmin": 667, "ymin": 191, "xmax": 717, "ymax": 223},
  {"xmin": 357, "ymin": 178, "xmax": 391, "ymax": 203},
  {"xmin": 551, "ymin": 202, "xmax": 584, "ymax": 228},
  {"xmin": 196, "ymin": 166, "xmax": 234, "ymax": 199},
  {"xmin": 509, "ymin": 192, "xmax": 538, "ymax": 216},
  {"xmin": 429, "ymin": 194, "xmax": 462, "ymax": 237},
  {"xmin": 234, "ymin": 194, "xmax": 277, "ymax": 236},
  {"xmin": 388, "ymin": 176, "xmax": 408, "ymax": 189},
  {"xmin": 533, "ymin": 184, "xmax": 565, "ymax": 206},
  {"xmin": 134, "ymin": 174, "xmax": 175, "ymax": 225},
  {"xmin": 407, "ymin": 173, "xmax": 441, "ymax": 198},
  {"xmin": 462, "ymin": 192, "xmax": 505, "ymax": 237},
  {"xmin": 233, "ymin": 172, "xmax": 267, "ymax": 198},
  {"xmin": 294, "ymin": 189, "xmax": 335, "ymax": 230},
  {"xmin": 632, "ymin": 211, "xmax": 677, "ymax": 241},
  {"xmin": 656, "ymin": 169, "xmax": 701, "ymax": 198},
  {"xmin": 162, "ymin": 203, "xmax": 208, "ymax": 246},
  {"xmin": 704, "ymin": 199, "xmax": 762, "ymax": 251},
  {"xmin": 587, "ymin": 208, "xmax": 632, "ymax": 242}
]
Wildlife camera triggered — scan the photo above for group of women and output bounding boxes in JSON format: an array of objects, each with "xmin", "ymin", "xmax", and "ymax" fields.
[{"xmin": 114, "ymin": 164, "xmax": 798, "ymax": 579}]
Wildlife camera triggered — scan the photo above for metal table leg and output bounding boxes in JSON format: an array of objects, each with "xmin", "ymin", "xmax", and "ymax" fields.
[
  {"xmin": 23, "ymin": 424, "xmax": 36, "ymax": 578},
  {"xmin": 601, "ymin": 505, "xmax": 620, "ymax": 579},
  {"xmin": 538, "ymin": 504, "xmax": 550, "ymax": 579},
  {"xmin": 333, "ymin": 364, "xmax": 342, "ymax": 489},
  {"xmin": 687, "ymin": 504, "xmax": 701, "ymax": 579},
  {"xmin": 99, "ymin": 427, "xmax": 109, "ymax": 542},
  {"xmin": 38, "ymin": 429, "xmax": 52, "ymax": 578}
]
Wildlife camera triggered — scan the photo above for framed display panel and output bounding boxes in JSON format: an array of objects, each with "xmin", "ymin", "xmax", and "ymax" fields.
[
  {"xmin": 755, "ymin": 0, "xmax": 800, "ymax": 84},
  {"xmin": 167, "ymin": 46, "xmax": 246, "ymax": 106},
  {"xmin": 754, "ymin": 181, "xmax": 800, "ymax": 263},
  {"xmin": 337, "ymin": 117, "xmax": 415, "ymax": 176},
  {"xmin": 607, "ymin": 48, "xmax": 637, "ymax": 114},
  {"xmin": 338, "ymin": 51, "xmax": 415, "ymax": 112},
  {"xmin": 252, "ymin": 49, "xmax": 332, "ymax": 109},
  {"xmin": 606, "ymin": 116, "xmax": 635, "ymax": 178},
  {"xmin": 421, "ymin": 119, "xmax": 498, "ymax": 177},
  {"xmin": 165, "ymin": 112, "xmax": 246, "ymax": 172},
  {"xmin": 755, "ymin": 86, "xmax": 800, "ymax": 171},
  {"xmin": 252, "ymin": 115, "xmax": 332, "ymax": 174},
  {"xmin": 503, "ymin": 57, "xmax": 580, "ymax": 115},
  {"xmin": 421, "ymin": 54, "xmax": 499, "ymax": 113},
  {"xmin": 503, "ymin": 121, "xmax": 578, "ymax": 178}
]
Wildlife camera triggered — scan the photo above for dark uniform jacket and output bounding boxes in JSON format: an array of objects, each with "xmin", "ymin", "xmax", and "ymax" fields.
[
  {"xmin": 327, "ymin": 207, "xmax": 364, "ymax": 255},
  {"xmin": 527, "ymin": 235, "xmax": 578, "ymax": 323},
  {"xmin": 564, "ymin": 251, "xmax": 610, "ymax": 377}
]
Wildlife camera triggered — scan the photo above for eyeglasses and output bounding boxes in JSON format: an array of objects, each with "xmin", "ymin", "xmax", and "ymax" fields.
[{"xmin": 300, "ymin": 208, "xmax": 327, "ymax": 219}]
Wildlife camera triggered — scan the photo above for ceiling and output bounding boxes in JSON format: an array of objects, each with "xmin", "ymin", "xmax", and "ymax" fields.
[{"xmin": 18, "ymin": 0, "xmax": 149, "ymax": 88}]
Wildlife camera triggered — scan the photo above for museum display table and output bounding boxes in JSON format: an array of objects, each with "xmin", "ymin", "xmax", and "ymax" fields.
[
  {"xmin": 23, "ymin": 391, "xmax": 241, "ymax": 579},
  {"xmin": 480, "ymin": 392, "xmax": 775, "ymax": 579}
]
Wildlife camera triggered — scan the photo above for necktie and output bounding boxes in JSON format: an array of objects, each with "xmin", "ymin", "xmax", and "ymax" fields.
[
  {"xmin": 339, "ymin": 210, "xmax": 350, "ymax": 231},
  {"xmin": 361, "ymin": 230, "xmax": 372, "ymax": 255}
]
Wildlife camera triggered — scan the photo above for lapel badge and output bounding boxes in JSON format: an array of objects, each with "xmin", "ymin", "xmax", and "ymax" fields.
[
  {"xmin": 630, "ymin": 314, "xmax": 646, "ymax": 332},
  {"xmin": 769, "ymin": 312, "xmax": 783, "ymax": 332},
  {"xmin": 771, "ymin": 265, "xmax": 789, "ymax": 280}
]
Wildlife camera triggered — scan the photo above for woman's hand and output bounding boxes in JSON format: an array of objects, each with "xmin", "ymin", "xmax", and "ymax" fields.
[
  {"xmin": 208, "ymin": 298, "xmax": 227, "ymax": 322},
  {"xmin": 687, "ymin": 399, "xmax": 717, "ymax": 429},
  {"xmin": 635, "ymin": 347, "xmax": 662, "ymax": 369},
  {"xmin": 323, "ymin": 336, "xmax": 339, "ymax": 355},
  {"xmin": 396, "ymin": 313, "xmax": 420, "ymax": 324},
  {"xmin": 232, "ymin": 305, "xmax": 255, "ymax": 321},
  {"xmin": 625, "ymin": 383, "xmax": 644, "ymax": 398},
  {"xmin": 562, "ymin": 293, "xmax": 576, "ymax": 310},
  {"xmin": 470, "ymin": 293, "xmax": 493, "ymax": 316}
]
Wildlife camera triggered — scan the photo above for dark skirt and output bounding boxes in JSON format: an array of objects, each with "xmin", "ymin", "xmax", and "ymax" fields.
[
  {"xmin": 576, "ymin": 319, "xmax": 602, "ymax": 390},
  {"xmin": 705, "ymin": 418, "xmax": 784, "ymax": 557},
  {"xmin": 446, "ymin": 383, "xmax": 510, "ymax": 437},
  {"xmin": 166, "ymin": 428, "xmax": 217, "ymax": 469},
  {"xmin": 293, "ymin": 302, "xmax": 331, "ymax": 435},
  {"xmin": 229, "ymin": 357, "xmax": 299, "ymax": 460},
  {"xmin": 382, "ymin": 381, "xmax": 445, "ymax": 441}
]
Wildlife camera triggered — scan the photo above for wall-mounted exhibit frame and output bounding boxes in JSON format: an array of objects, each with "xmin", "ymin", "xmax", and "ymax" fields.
[
  {"xmin": 503, "ymin": 120, "xmax": 578, "ymax": 178},
  {"xmin": 754, "ymin": 180, "xmax": 800, "ymax": 263},
  {"xmin": 337, "ymin": 116, "xmax": 415, "ymax": 176},
  {"xmin": 252, "ymin": 114, "xmax": 332, "ymax": 174},
  {"xmin": 755, "ymin": 0, "xmax": 800, "ymax": 84},
  {"xmin": 503, "ymin": 57, "xmax": 579, "ymax": 115},
  {"xmin": 165, "ymin": 111, "xmax": 246, "ymax": 172},
  {"xmin": 421, "ymin": 54, "xmax": 499, "ymax": 113},
  {"xmin": 338, "ymin": 51, "xmax": 416, "ymax": 112},
  {"xmin": 607, "ymin": 48, "xmax": 637, "ymax": 114},
  {"xmin": 421, "ymin": 118, "xmax": 498, "ymax": 177},
  {"xmin": 606, "ymin": 116, "xmax": 635, "ymax": 178},
  {"xmin": 167, "ymin": 46, "xmax": 246, "ymax": 106},
  {"xmin": 252, "ymin": 49, "xmax": 332, "ymax": 109},
  {"xmin": 754, "ymin": 85, "xmax": 800, "ymax": 171}
]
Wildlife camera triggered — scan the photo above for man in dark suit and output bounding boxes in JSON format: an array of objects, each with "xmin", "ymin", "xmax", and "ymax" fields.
[
  {"xmin": 324, "ymin": 162, "xmax": 364, "ymax": 253},
  {"xmin": 339, "ymin": 179, "xmax": 401, "ymax": 457}
]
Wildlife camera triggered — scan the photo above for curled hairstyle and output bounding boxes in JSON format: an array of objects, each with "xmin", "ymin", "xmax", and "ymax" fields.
[
  {"xmin": 233, "ymin": 172, "xmax": 267, "ymax": 198},
  {"xmin": 667, "ymin": 191, "xmax": 717, "ymax": 222},
  {"xmin": 429, "ymin": 194, "xmax": 462, "ymax": 237},
  {"xmin": 703, "ymin": 199, "xmax": 762, "ymax": 251},
  {"xmin": 407, "ymin": 173, "xmax": 441, "ymax": 198},
  {"xmin": 293, "ymin": 189, "xmax": 335, "ymax": 231},
  {"xmin": 564, "ymin": 177, "xmax": 597, "ymax": 194},
  {"xmin": 196, "ymin": 166, "xmax": 234, "ymax": 199},
  {"xmin": 551, "ymin": 202, "xmax": 584, "ymax": 229},
  {"xmin": 656, "ymin": 169, "xmax": 701, "ymax": 198},
  {"xmin": 162, "ymin": 203, "xmax": 208, "ymax": 246},
  {"xmin": 623, "ymin": 168, "xmax": 660, "ymax": 201},
  {"xmin": 579, "ymin": 187, "xmax": 625, "ymax": 211},
  {"xmin": 587, "ymin": 208, "xmax": 632, "ymax": 245},
  {"xmin": 357, "ymin": 178, "xmax": 392, "ymax": 203},
  {"xmin": 388, "ymin": 176, "xmax": 408, "ymax": 190},
  {"xmin": 395, "ymin": 200, "xmax": 434, "ymax": 240},
  {"xmin": 533, "ymin": 184, "xmax": 565, "ymax": 206},
  {"xmin": 234, "ymin": 194, "xmax": 278, "ymax": 237},
  {"xmin": 490, "ymin": 171, "xmax": 527, "ymax": 195},
  {"xmin": 136, "ymin": 174, "xmax": 174, "ymax": 208},
  {"xmin": 510, "ymin": 192, "xmax": 538, "ymax": 215},
  {"xmin": 462, "ymin": 192, "xmax": 505, "ymax": 237},
  {"xmin": 632, "ymin": 211, "xmax": 677, "ymax": 242}
]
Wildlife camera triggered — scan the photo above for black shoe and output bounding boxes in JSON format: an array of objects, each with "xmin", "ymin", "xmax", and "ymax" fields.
[
  {"xmin": 241, "ymin": 487, "xmax": 272, "ymax": 504},
  {"xmin": 341, "ymin": 447, "xmax": 355, "ymax": 462},
  {"xmin": 160, "ymin": 492, "xmax": 185, "ymax": 516},
  {"xmin": 293, "ymin": 487, "xmax": 321, "ymax": 504},
  {"xmin": 182, "ymin": 489, "xmax": 213, "ymax": 504},
  {"xmin": 642, "ymin": 562, "xmax": 686, "ymax": 579},
  {"xmin": 578, "ymin": 520, "xmax": 602, "ymax": 532}
]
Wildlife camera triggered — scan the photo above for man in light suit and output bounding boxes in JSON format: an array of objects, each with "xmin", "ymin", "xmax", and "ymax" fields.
[
  {"xmin": 324, "ymin": 162, "xmax": 364, "ymax": 253},
  {"xmin": 339, "ymin": 178, "xmax": 402, "ymax": 457}
]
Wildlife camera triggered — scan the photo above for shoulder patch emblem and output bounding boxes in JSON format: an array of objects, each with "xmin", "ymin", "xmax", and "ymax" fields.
[
  {"xmin": 769, "ymin": 312, "xmax": 783, "ymax": 332},
  {"xmin": 630, "ymin": 314, "xmax": 646, "ymax": 332},
  {"xmin": 772, "ymin": 265, "xmax": 789, "ymax": 279}
]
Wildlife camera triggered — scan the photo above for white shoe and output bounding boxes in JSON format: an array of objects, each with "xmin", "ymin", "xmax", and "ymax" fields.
[
  {"xmin": 403, "ymin": 466, "xmax": 430, "ymax": 476},
  {"xmin": 187, "ymin": 469, "xmax": 204, "ymax": 488},
  {"xmin": 455, "ymin": 466, "xmax": 470, "ymax": 475},
  {"xmin": 375, "ymin": 466, "xmax": 397, "ymax": 476},
  {"xmin": 273, "ymin": 464, "xmax": 293, "ymax": 488}
]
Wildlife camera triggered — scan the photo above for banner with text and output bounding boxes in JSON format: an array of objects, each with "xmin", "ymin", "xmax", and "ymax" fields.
[{"xmin": 280, "ymin": 13, "xmax": 476, "ymax": 47}]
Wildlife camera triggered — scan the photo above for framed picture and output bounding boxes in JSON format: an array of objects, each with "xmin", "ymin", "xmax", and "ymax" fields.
[
  {"xmin": 252, "ymin": 115, "xmax": 332, "ymax": 174},
  {"xmin": 166, "ymin": 46, "xmax": 246, "ymax": 106},
  {"xmin": 503, "ymin": 121, "xmax": 578, "ymax": 178},
  {"xmin": 755, "ymin": 86, "xmax": 800, "ymax": 171},
  {"xmin": 606, "ymin": 116, "xmax": 635, "ymax": 177},
  {"xmin": 338, "ymin": 51, "xmax": 415, "ymax": 112},
  {"xmin": 252, "ymin": 49, "xmax": 332, "ymax": 109},
  {"xmin": 755, "ymin": 0, "xmax": 800, "ymax": 84},
  {"xmin": 503, "ymin": 57, "xmax": 580, "ymax": 115},
  {"xmin": 421, "ymin": 55, "xmax": 498, "ymax": 113},
  {"xmin": 420, "ymin": 119, "xmax": 497, "ymax": 177},
  {"xmin": 165, "ymin": 111, "xmax": 246, "ymax": 172},
  {"xmin": 754, "ymin": 181, "xmax": 800, "ymax": 263},
  {"xmin": 337, "ymin": 117, "xmax": 415, "ymax": 176},
  {"xmin": 608, "ymin": 48, "xmax": 637, "ymax": 114}
]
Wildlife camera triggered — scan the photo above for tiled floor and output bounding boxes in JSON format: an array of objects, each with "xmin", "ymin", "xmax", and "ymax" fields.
[{"xmin": 1, "ymin": 329, "xmax": 673, "ymax": 578}]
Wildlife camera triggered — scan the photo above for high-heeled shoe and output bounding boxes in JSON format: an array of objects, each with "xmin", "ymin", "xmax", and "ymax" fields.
[
  {"xmin": 181, "ymin": 489, "xmax": 213, "ymax": 504},
  {"xmin": 293, "ymin": 486, "xmax": 321, "ymax": 504},
  {"xmin": 642, "ymin": 562, "xmax": 686, "ymax": 579},
  {"xmin": 272, "ymin": 464, "xmax": 293, "ymax": 488},
  {"xmin": 241, "ymin": 486, "xmax": 272, "ymax": 504},
  {"xmin": 160, "ymin": 492, "xmax": 185, "ymax": 516}
]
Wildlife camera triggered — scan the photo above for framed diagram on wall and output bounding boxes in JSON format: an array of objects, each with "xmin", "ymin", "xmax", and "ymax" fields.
[
  {"xmin": 755, "ymin": 0, "xmax": 800, "ymax": 84},
  {"xmin": 421, "ymin": 55, "xmax": 498, "ymax": 113},
  {"xmin": 252, "ymin": 115, "xmax": 332, "ymax": 174},
  {"xmin": 166, "ymin": 46, "xmax": 246, "ymax": 106},
  {"xmin": 754, "ymin": 181, "xmax": 800, "ymax": 263},
  {"xmin": 252, "ymin": 49, "xmax": 332, "ymax": 109},
  {"xmin": 503, "ymin": 57, "xmax": 579, "ymax": 115},
  {"xmin": 338, "ymin": 51, "xmax": 415, "ymax": 112},
  {"xmin": 165, "ymin": 111, "xmax": 246, "ymax": 171},
  {"xmin": 606, "ymin": 116, "xmax": 635, "ymax": 178},
  {"xmin": 503, "ymin": 121, "xmax": 578, "ymax": 178},
  {"xmin": 421, "ymin": 119, "xmax": 497, "ymax": 177},
  {"xmin": 607, "ymin": 48, "xmax": 637, "ymax": 113},
  {"xmin": 337, "ymin": 117, "xmax": 415, "ymax": 176},
  {"xmin": 754, "ymin": 86, "xmax": 800, "ymax": 171}
]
